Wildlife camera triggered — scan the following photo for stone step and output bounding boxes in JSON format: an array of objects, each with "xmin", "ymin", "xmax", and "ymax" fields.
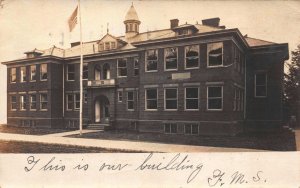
[{"xmin": 87, "ymin": 124, "xmax": 109, "ymax": 130}]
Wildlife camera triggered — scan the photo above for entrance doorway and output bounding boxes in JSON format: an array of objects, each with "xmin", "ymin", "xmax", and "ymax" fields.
[{"xmin": 94, "ymin": 96, "xmax": 110, "ymax": 123}]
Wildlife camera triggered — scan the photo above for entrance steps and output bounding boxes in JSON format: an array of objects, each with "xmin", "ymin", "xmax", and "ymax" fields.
[
  {"xmin": 87, "ymin": 123, "xmax": 109, "ymax": 130},
  {"xmin": 283, "ymin": 125, "xmax": 295, "ymax": 133}
]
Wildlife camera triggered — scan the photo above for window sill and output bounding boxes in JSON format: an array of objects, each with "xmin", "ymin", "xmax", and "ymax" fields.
[
  {"xmin": 206, "ymin": 109, "xmax": 223, "ymax": 111},
  {"xmin": 164, "ymin": 132, "xmax": 178, "ymax": 135},
  {"xmin": 145, "ymin": 109, "xmax": 158, "ymax": 111},
  {"xmin": 184, "ymin": 109, "xmax": 199, "ymax": 111},
  {"xmin": 10, "ymin": 109, "xmax": 17, "ymax": 111},
  {"xmin": 145, "ymin": 70, "xmax": 158, "ymax": 73},
  {"xmin": 127, "ymin": 109, "xmax": 135, "ymax": 111},
  {"xmin": 30, "ymin": 80, "xmax": 36, "ymax": 82},
  {"xmin": 117, "ymin": 76, "xmax": 127, "ymax": 78},
  {"xmin": 40, "ymin": 79, "xmax": 47, "ymax": 82},
  {"xmin": 164, "ymin": 69, "xmax": 178, "ymax": 72},
  {"xmin": 207, "ymin": 65, "xmax": 224, "ymax": 68},
  {"xmin": 184, "ymin": 67, "xmax": 199, "ymax": 70},
  {"xmin": 164, "ymin": 109, "xmax": 178, "ymax": 111},
  {"xmin": 67, "ymin": 80, "xmax": 75, "ymax": 82},
  {"xmin": 40, "ymin": 109, "xmax": 48, "ymax": 111},
  {"xmin": 30, "ymin": 109, "xmax": 37, "ymax": 111},
  {"xmin": 254, "ymin": 96, "xmax": 267, "ymax": 98},
  {"xmin": 184, "ymin": 133, "xmax": 199, "ymax": 136}
]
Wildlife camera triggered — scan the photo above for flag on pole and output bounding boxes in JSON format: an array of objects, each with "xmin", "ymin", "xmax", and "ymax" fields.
[{"xmin": 68, "ymin": 6, "xmax": 78, "ymax": 32}]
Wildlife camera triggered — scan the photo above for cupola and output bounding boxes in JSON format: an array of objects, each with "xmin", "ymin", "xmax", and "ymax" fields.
[{"xmin": 124, "ymin": 4, "xmax": 141, "ymax": 39}]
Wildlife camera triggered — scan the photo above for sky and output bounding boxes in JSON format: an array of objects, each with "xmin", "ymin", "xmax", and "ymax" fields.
[{"xmin": 0, "ymin": 0, "xmax": 299, "ymax": 123}]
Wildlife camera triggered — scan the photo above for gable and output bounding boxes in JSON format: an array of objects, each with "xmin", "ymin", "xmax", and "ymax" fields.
[{"xmin": 97, "ymin": 34, "xmax": 125, "ymax": 52}]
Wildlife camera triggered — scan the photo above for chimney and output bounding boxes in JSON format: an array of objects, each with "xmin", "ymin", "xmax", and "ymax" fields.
[
  {"xmin": 202, "ymin": 17, "xmax": 220, "ymax": 27},
  {"xmin": 170, "ymin": 19, "xmax": 179, "ymax": 29},
  {"xmin": 71, "ymin": 41, "xmax": 80, "ymax": 47}
]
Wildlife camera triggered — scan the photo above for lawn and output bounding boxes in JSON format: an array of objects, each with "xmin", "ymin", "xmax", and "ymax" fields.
[
  {"xmin": 0, "ymin": 125, "xmax": 67, "ymax": 135},
  {"xmin": 0, "ymin": 124, "xmax": 296, "ymax": 151},
  {"xmin": 69, "ymin": 129, "xmax": 296, "ymax": 151},
  {"xmin": 0, "ymin": 140, "xmax": 136, "ymax": 153}
]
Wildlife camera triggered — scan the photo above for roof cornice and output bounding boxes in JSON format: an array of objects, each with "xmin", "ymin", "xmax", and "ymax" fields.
[
  {"xmin": 131, "ymin": 28, "xmax": 250, "ymax": 49},
  {"xmin": 1, "ymin": 55, "xmax": 64, "ymax": 65}
]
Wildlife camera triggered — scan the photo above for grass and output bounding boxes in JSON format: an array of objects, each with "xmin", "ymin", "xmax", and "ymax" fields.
[
  {"xmin": 0, "ymin": 124, "xmax": 296, "ymax": 151},
  {"xmin": 0, "ymin": 124, "xmax": 67, "ymax": 135},
  {"xmin": 0, "ymin": 140, "xmax": 136, "ymax": 153},
  {"xmin": 70, "ymin": 129, "xmax": 296, "ymax": 151}
]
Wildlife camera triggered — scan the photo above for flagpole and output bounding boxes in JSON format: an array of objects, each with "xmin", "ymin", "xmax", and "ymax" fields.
[{"xmin": 78, "ymin": 0, "xmax": 83, "ymax": 136}]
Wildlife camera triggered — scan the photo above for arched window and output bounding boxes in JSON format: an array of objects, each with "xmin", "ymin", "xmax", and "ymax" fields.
[
  {"xmin": 94, "ymin": 64, "xmax": 101, "ymax": 80},
  {"xmin": 129, "ymin": 24, "xmax": 132, "ymax": 32},
  {"xmin": 103, "ymin": 63, "xmax": 110, "ymax": 79}
]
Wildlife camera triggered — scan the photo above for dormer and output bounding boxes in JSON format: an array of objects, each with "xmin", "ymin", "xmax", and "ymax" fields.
[
  {"xmin": 97, "ymin": 34, "xmax": 127, "ymax": 52},
  {"xmin": 170, "ymin": 19, "xmax": 199, "ymax": 36},
  {"xmin": 124, "ymin": 4, "xmax": 141, "ymax": 39},
  {"xmin": 24, "ymin": 48, "xmax": 44, "ymax": 58}
]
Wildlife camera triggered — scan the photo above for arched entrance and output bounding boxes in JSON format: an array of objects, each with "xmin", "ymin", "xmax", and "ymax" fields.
[{"xmin": 94, "ymin": 95, "xmax": 110, "ymax": 123}]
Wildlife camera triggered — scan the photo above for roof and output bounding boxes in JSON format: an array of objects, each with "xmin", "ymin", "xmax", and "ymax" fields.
[
  {"xmin": 124, "ymin": 4, "xmax": 139, "ymax": 22},
  {"xmin": 1, "ymin": 20, "xmax": 282, "ymax": 64},
  {"xmin": 245, "ymin": 37, "xmax": 276, "ymax": 47}
]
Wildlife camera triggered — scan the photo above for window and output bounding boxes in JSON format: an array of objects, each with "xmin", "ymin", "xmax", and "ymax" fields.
[
  {"xmin": 20, "ymin": 66, "xmax": 27, "ymax": 82},
  {"xmin": 117, "ymin": 58, "xmax": 127, "ymax": 77},
  {"xmin": 30, "ymin": 65, "xmax": 36, "ymax": 81},
  {"xmin": 40, "ymin": 93, "xmax": 48, "ymax": 110},
  {"xmin": 241, "ymin": 91, "xmax": 244, "ymax": 110},
  {"xmin": 118, "ymin": 91, "xmax": 123, "ymax": 102},
  {"xmin": 146, "ymin": 49, "xmax": 158, "ymax": 72},
  {"xmin": 84, "ymin": 92, "xmax": 88, "ymax": 104},
  {"xmin": 103, "ymin": 64, "xmax": 110, "ymax": 79},
  {"xmin": 233, "ymin": 88, "xmax": 244, "ymax": 111},
  {"xmin": 207, "ymin": 42, "xmax": 223, "ymax": 67},
  {"xmin": 164, "ymin": 123, "xmax": 177, "ymax": 134},
  {"xmin": 66, "ymin": 94, "xmax": 74, "ymax": 110},
  {"xmin": 83, "ymin": 63, "xmax": 88, "ymax": 80},
  {"xmin": 178, "ymin": 29, "xmax": 188, "ymax": 36},
  {"xmin": 99, "ymin": 43, "xmax": 104, "ymax": 51},
  {"xmin": 185, "ymin": 45, "xmax": 199, "ymax": 69},
  {"xmin": 30, "ymin": 94, "xmax": 36, "ymax": 110},
  {"xmin": 105, "ymin": 42, "xmax": 110, "ymax": 50},
  {"xmin": 20, "ymin": 95, "xmax": 26, "ymax": 111},
  {"xmin": 184, "ymin": 123, "xmax": 199, "ymax": 135},
  {"xmin": 134, "ymin": 57, "xmax": 139, "ymax": 76},
  {"xmin": 233, "ymin": 89, "xmax": 237, "ymax": 111},
  {"xmin": 75, "ymin": 93, "xmax": 80, "ymax": 110},
  {"xmin": 11, "ymin": 96, "xmax": 17, "ymax": 110},
  {"xmin": 255, "ymin": 72, "xmax": 267, "ymax": 97},
  {"xmin": 165, "ymin": 47, "xmax": 177, "ymax": 70},
  {"xmin": 207, "ymin": 86, "xmax": 223, "ymax": 110},
  {"xmin": 165, "ymin": 88, "xmax": 177, "ymax": 110},
  {"xmin": 111, "ymin": 42, "xmax": 116, "ymax": 49},
  {"xmin": 236, "ymin": 89, "xmax": 240, "ymax": 111},
  {"xmin": 127, "ymin": 91, "xmax": 134, "ymax": 110},
  {"xmin": 67, "ymin": 64, "xmax": 75, "ymax": 81},
  {"xmin": 185, "ymin": 87, "xmax": 199, "ymax": 110},
  {"xmin": 145, "ymin": 88, "xmax": 157, "ymax": 110},
  {"xmin": 40, "ymin": 64, "xmax": 47, "ymax": 80},
  {"xmin": 10, "ymin": 68, "xmax": 16, "ymax": 83},
  {"xmin": 234, "ymin": 46, "xmax": 244, "ymax": 74}
]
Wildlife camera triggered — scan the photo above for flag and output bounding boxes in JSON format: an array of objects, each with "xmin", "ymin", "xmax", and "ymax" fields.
[{"xmin": 68, "ymin": 6, "xmax": 78, "ymax": 32}]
